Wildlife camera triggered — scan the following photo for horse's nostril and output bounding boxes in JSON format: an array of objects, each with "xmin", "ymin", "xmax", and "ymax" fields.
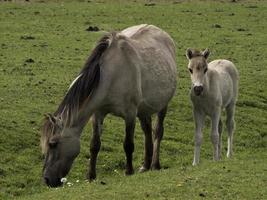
[{"xmin": 194, "ymin": 86, "xmax": 203, "ymax": 95}]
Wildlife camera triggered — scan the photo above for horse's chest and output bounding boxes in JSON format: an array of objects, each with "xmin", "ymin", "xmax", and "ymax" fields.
[{"xmin": 191, "ymin": 94, "xmax": 220, "ymax": 115}]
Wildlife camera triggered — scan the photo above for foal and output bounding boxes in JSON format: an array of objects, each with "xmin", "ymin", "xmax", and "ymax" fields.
[{"xmin": 186, "ymin": 49, "xmax": 238, "ymax": 166}]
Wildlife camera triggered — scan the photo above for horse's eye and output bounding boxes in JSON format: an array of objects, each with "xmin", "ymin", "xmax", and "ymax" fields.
[
  {"xmin": 189, "ymin": 68, "xmax": 193, "ymax": 74},
  {"xmin": 204, "ymin": 68, "xmax": 208, "ymax": 74}
]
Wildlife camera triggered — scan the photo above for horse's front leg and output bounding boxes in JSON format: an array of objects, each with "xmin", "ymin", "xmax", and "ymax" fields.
[
  {"xmin": 210, "ymin": 109, "xmax": 221, "ymax": 161},
  {"xmin": 87, "ymin": 113, "xmax": 105, "ymax": 181},
  {"xmin": 124, "ymin": 114, "xmax": 136, "ymax": 175},
  {"xmin": 192, "ymin": 108, "xmax": 205, "ymax": 166}
]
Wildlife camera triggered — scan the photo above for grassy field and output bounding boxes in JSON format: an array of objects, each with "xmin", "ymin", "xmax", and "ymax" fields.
[{"xmin": 0, "ymin": 0, "xmax": 266, "ymax": 199}]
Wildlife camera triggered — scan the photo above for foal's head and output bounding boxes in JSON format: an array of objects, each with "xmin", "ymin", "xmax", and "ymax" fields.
[
  {"xmin": 41, "ymin": 114, "xmax": 80, "ymax": 187},
  {"xmin": 186, "ymin": 48, "xmax": 210, "ymax": 96}
]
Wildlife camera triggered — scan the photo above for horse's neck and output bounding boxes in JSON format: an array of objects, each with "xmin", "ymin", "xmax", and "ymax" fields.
[
  {"xmin": 203, "ymin": 74, "xmax": 210, "ymax": 93},
  {"xmin": 61, "ymin": 112, "xmax": 89, "ymax": 138},
  {"xmin": 61, "ymin": 125, "xmax": 83, "ymax": 138}
]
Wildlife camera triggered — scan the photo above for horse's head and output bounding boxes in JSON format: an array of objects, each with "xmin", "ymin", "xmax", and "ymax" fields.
[
  {"xmin": 186, "ymin": 48, "xmax": 210, "ymax": 96},
  {"xmin": 41, "ymin": 114, "xmax": 80, "ymax": 187}
]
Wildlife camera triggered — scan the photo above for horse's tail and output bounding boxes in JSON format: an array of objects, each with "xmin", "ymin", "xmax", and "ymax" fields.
[{"xmin": 55, "ymin": 33, "xmax": 114, "ymax": 125}]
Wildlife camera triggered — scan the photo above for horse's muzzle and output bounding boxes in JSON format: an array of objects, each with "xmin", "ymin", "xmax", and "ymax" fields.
[
  {"xmin": 193, "ymin": 86, "xmax": 203, "ymax": 96},
  {"xmin": 44, "ymin": 176, "xmax": 63, "ymax": 188}
]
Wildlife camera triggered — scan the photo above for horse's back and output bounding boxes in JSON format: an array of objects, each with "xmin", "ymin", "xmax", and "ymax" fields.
[
  {"xmin": 101, "ymin": 24, "xmax": 177, "ymax": 116},
  {"xmin": 209, "ymin": 59, "xmax": 238, "ymax": 81},
  {"xmin": 122, "ymin": 25, "xmax": 177, "ymax": 115},
  {"xmin": 121, "ymin": 24, "xmax": 175, "ymax": 56},
  {"xmin": 209, "ymin": 59, "xmax": 239, "ymax": 105}
]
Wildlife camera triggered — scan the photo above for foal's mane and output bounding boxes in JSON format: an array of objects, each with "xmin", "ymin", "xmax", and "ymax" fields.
[
  {"xmin": 189, "ymin": 49, "xmax": 203, "ymax": 58},
  {"xmin": 41, "ymin": 33, "xmax": 114, "ymax": 154}
]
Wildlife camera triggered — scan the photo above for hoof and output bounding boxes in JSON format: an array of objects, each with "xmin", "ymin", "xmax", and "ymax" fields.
[
  {"xmin": 139, "ymin": 166, "xmax": 149, "ymax": 173},
  {"xmin": 213, "ymin": 157, "xmax": 220, "ymax": 161},
  {"xmin": 151, "ymin": 163, "xmax": 161, "ymax": 170},
  {"xmin": 125, "ymin": 168, "xmax": 134, "ymax": 176},
  {"xmin": 86, "ymin": 172, "xmax": 96, "ymax": 182},
  {"xmin": 192, "ymin": 160, "xmax": 199, "ymax": 166},
  {"xmin": 227, "ymin": 152, "xmax": 233, "ymax": 158}
]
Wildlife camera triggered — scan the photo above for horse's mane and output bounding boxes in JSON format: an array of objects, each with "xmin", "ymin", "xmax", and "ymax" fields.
[
  {"xmin": 190, "ymin": 49, "xmax": 203, "ymax": 58},
  {"xmin": 56, "ymin": 33, "xmax": 113, "ymax": 124},
  {"xmin": 41, "ymin": 33, "xmax": 114, "ymax": 154},
  {"xmin": 41, "ymin": 118, "xmax": 57, "ymax": 154}
]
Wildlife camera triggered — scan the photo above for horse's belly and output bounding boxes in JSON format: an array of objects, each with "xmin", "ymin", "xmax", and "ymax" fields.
[
  {"xmin": 219, "ymin": 73, "xmax": 234, "ymax": 107},
  {"xmin": 138, "ymin": 67, "xmax": 177, "ymax": 114}
]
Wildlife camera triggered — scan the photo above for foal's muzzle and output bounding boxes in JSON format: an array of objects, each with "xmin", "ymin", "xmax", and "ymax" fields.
[{"xmin": 193, "ymin": 85, "xmax": 203, "ymax": 96}]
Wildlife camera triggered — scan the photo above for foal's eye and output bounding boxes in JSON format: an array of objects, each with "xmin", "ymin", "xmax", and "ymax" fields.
[
  {"xmin": 189, "ymin": 68, "xmax": 193, "ymax": 74},
  {"xmin": 204, "ymin": 68, "xmax": 208, "ymax": 74}
]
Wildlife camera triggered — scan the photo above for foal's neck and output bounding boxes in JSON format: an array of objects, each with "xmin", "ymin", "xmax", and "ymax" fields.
[{"xmin": 203, "ymin": 73, "xmax": 210, "ymax": 93}]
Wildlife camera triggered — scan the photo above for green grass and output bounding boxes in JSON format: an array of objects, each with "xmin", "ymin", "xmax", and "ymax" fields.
[{"xmin": 0, "ymin": 0, "xmax": 266, "ymax": 199}]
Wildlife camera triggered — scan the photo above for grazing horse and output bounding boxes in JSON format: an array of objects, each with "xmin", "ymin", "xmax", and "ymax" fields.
[
  {"xmin": 186, "ymin": 48, "xmax": 238, "ymax": 166},
  {"xmin": 41, "ymin": 24, "xmax": 177, "ymax": 187}
]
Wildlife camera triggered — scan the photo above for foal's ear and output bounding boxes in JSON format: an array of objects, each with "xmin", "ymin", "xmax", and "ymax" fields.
[
  {"xmin": 202, "ymin": 48, "xmax": 210, "ymax": 59},
  {"xmin": 186, "ymin": 48, "xmax": 193, "ymax": 60},
  {"xmin": 44, "ymin": 113, "xmax": 57, "ymax": 125}
]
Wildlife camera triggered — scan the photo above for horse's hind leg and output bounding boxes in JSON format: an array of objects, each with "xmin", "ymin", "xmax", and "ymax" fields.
[
  {"xmin": 210, "ymin": 108, "xmax": 221, "ymax": 161},
  {"xmin": 218, "ymin": 119, "xmax": 223, "ymax": 159},
  {"xmin": 87, "ymin": 112, "xmax": 105, "ymax": 181},
  {"xmin": 124, "ymin": 113, "xmax": 136, "ymax": 175},
  {"xmin": 151, "ymin": 107, "xmax": 167, "ymax": 170},
  {"xmin": 226, "ymin": 102, "xmax": 235, "ymax": 158},
  {"xmin": 138, "ymin": 115, "xmax": 153, "ymax": 172}
]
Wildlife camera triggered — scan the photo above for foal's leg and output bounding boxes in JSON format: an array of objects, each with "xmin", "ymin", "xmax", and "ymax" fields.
[
  {"xmin": 210, "ymin": 108, "xmax": 221, "ymax": 161},
  {"xmin": 226, "ymin": 102, "xmax": 235, "ymax": 158},
  {"xmin": 124, "ymin": 114, "xmax": 136, "ymax": 175},
  {"xmin": 151, "ymin": 107, "xmax": 167, "ymax": 170},
  {"xmin": 218, "ymin": 119, "xmax": 223, "ymax": 159},
  {"xmin": 193, "ymin": 109, "xmax": 205, "ymax": 166},
  {"xmin": 138, "ymin": 115, "xmax": 153, "ymax": 172},
  {"xmin": 87, "ymin": 113, "xmax": 105, "ymax": 181}
]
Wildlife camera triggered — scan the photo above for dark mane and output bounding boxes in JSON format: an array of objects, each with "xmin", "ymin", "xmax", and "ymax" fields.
[
  {"xmin": 54, "ymin": 33, "xmax": 113, "ymax": 125},
  {"xmin": 190, "ymin": 49, "xmax": 203, "ymax": 58}
]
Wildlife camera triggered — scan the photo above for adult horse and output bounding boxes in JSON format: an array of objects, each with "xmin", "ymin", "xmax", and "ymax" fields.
[
  {"xmin": 186, "ymin": 48, "xmax": 238, "ymax": 166},
  {"xmin": 41, "ymin": 24, "xmax": 177, "ymax": 187}
]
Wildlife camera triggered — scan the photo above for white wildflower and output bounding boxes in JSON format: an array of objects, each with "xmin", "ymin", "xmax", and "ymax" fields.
[
  {"xmin": 61, "ymin": 178, "xmax": 67, "ymax": 183},
  {"xmin": 67, "ymin": 182, "xmax": 73, "ymax": 187}
]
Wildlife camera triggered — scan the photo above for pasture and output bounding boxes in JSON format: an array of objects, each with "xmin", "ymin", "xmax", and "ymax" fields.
[{"xmin": 0, "ymin": 0, "xmax": 266, "ymax": 199}]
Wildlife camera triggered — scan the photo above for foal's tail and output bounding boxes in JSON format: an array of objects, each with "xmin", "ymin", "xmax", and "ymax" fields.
[{"xmin": 55, "ymin": 33, "xmax": 114, "ymax": 125}]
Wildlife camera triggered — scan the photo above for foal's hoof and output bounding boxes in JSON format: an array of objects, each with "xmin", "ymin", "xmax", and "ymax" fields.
[
  {"xmin": 139, "ymin": 166, "xmax": 149, "ymax": 173},
  {"xmin": 213, "ymin": 157, "xmax": 220, "ymax": 162},
  {"xmin": 227, "ymin": 152, "xmax": 233, "ymax": 158}
]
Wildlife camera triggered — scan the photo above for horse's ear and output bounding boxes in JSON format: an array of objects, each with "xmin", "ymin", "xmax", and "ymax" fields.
[
  {"xmin": 186, "ymin": 48, "xmax": 193, "ymax": 60},
  {"xmin": 202, "ymin": 48, "xmax": 210, "ymax": 59},
  {"xmin": 44, "ymin": 113, "xmax": 57, "ymax": 125}
]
